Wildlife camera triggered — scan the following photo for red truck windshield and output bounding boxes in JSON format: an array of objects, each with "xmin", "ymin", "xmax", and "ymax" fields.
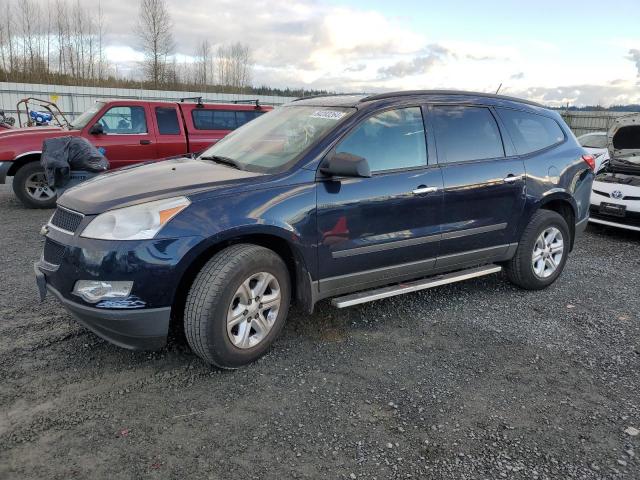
[{"xmin": 70, "ymin": 102, "xmax": 105, "ymax": 130}]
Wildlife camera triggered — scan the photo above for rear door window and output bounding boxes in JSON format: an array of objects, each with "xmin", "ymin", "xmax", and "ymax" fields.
[
  {"xmin": 431, "ymin": 106, "xmax": 504, "ymax": 163},
  {"xmin": 335, "ymin": 107, "xmax": 427, "ymax": 172},
  {"xmin": 192, "ymin": 109, "xmax": 237, "ymax": 130},
  {"xmin": 497, "ymin": 108, "xmax": 565, "ymax": 154},
  {"xmin": 155, "ymin": 107, "xmax": 181, "ymax": 135}
]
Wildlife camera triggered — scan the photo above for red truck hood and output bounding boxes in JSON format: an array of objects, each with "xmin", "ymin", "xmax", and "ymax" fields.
[
  {"xmin": 0, "ymin": 126, "xmax": 80, "ymax": 161},
  {"xmin": 57, "ymin": 157, "xmax": 265, "ymax": 214},
  {"xmin": 0, "ymin": 125, "xmax": 67, "ymax": 138}
]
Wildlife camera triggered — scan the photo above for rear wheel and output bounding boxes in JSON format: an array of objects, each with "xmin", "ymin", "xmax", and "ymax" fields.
[
  {"xmin": 184, "ymin": 244, "xmax": 291, "ymax": 368},
  {"xmin": 12, "ymin": 162, "xmax": 57, "ymax": 209},
  {"xmin": 505, "ymin": 210, "xmax": 570, "ymax": 290}
]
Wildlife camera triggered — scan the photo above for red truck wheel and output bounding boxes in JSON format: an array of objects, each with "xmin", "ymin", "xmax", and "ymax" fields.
[{"xmin": 12, "ymin": 162, "xmax": 57, "ymax": 209}]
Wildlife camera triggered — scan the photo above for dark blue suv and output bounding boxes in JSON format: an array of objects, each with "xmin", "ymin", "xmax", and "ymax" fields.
[{"xmin": 35, "ymin": 91, "xmax": 595, "ymax": 368}]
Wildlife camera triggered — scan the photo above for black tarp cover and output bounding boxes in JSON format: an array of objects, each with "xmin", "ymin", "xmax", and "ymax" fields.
[{"xmin": 41, "ymin": 136, "xmax": 109, "ymax": 187}]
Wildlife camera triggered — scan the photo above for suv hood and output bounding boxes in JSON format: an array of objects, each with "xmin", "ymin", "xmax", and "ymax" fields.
[
  {"xmin": 608, "ymin": 114, "xmax": 640, "ymax": 162},
  {"xmin": 58, "ymin": 157, "xmax": 264, "ymax": 214}
]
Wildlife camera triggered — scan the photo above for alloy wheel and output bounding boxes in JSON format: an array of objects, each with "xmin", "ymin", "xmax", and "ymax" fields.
[
  {"xmin": 226, "ymin": 272, "xmax": 281, "ymax": 349},
  {"xmin": 25, "ymin": 172, "xmax": 56, "ymax": 201},
  {"xmin": 531, "ymin": 226, "xmax": 564, "ymax": 278}
]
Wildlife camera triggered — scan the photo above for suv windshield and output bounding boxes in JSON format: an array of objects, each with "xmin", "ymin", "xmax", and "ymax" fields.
[
  {"xmin": 70, "ymin": 102, "xmax": 105, "ymax": 130},
  {"xmin": 199, "ymin": 106, "xmax": 355, "ymax": 173}
]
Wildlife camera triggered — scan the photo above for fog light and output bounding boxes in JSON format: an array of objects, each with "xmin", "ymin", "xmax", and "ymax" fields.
[{"xmin": 72, "ymin": 280, "xmax": 133, "ymax": 303}]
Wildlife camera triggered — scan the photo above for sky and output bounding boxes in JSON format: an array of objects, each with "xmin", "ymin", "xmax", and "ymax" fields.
[{"xmin": 101, "ymin": 0, "xmax": 640, "ymax": 106}]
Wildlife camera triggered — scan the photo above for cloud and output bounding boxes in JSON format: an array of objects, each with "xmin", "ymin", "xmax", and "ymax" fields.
[
  {"xmin": 506, "ymin": 81, "xmax": 640, "ymax": 107},
  {"xmin": 377, "ymin": 45, "xmax": 451, "ymax": 79},
  {"xmin": 93, "ymin": 0, "xmax": 640, "ymax": 106},
  {"xmin": 628, "ymin": 49, "xmax": 640, "ymax": 76}
]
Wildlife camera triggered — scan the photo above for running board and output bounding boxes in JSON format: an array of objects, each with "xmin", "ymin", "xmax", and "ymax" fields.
[{"xmin": 331, "ymin": 265, "xmax": 502, "ymax": 308}]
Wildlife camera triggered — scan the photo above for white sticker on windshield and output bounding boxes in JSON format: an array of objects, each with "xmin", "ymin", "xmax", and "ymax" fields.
[{"xmin": 310, "ymin": 110, "xmax": 346, "ymax": 120}]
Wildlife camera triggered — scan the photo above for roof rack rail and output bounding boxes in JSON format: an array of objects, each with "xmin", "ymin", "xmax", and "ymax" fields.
[
  {"xmin": 292, "ymin": 93, "xmax": 367, "ymax": 102},
  {"xmin": 360, "ymin": 90, "xmax": 543, "ymax": 108},
  {"xmin": 179, "ymin": 97, "xmax": 264, "ymax": 109}
]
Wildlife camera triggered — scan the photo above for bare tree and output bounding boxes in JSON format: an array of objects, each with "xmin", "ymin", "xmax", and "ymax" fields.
[
  {"xmin": 194, "ymin": 39, "xmax": 213, "ymax": 87},
  {"xmin": 137, "ymin": 0, "xmax": 175, "ymax": 87},
  {"xmin": 216, "ymin": 42, "xmax": 253, "ymax": 90}
]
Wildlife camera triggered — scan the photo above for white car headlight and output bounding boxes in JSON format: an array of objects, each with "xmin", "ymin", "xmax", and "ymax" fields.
[{"xmin": 81, "ymin": 196, "xmax": 191, "ymax": 240}]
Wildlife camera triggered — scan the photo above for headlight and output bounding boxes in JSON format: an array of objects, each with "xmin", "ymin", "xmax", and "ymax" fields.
[{"xmin": 81, "ymin": 196, "xmax": 190, "ymax": 240}]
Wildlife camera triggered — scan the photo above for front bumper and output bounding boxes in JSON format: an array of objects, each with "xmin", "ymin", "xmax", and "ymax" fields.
[
  {"xmin": 35, "ymin": 262, "xmax": 171, "ymax": 350},
  {"xmin": 0, "ymin": 161, "xmax": 11, "ymax": 184}
]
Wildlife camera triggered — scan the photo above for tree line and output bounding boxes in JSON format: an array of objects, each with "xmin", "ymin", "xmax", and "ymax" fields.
[{"xmin": 0, "ymin": 0, "xmax": 328, "ymax": 97}]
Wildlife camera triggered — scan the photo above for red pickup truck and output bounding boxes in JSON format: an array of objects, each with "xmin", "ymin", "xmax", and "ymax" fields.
[{"xmin": 0, "ymin": 99, "xmax": 271, "ymax": 208}]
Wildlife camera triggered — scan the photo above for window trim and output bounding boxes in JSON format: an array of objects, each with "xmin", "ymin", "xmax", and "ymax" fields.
[
  {"xmin": 97, "ymin": 105, "xmax": 149, "ymax": 136},
  {"xmin": 428, "ymin": 104, "xmax": 507, "ymax": 166},
  {"xmin": 154, "ymin": 106, "xmax": 182, "ymax": 136},
  {"xmin": 493, "ymin": 106, "xmax": 567, "ymax": 157},
  {"xmin": 326, "ymin": 104, "xmax": 431, "ymax": 176}
]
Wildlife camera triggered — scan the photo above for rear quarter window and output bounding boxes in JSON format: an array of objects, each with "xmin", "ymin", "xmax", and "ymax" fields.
[{"xmin": 497, "ymin": 108, "xmax": 565, "ymax": 155}]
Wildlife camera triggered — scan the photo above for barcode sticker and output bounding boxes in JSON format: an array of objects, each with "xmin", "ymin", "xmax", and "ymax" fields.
[{"xmin": 310, "ymin": 110, "xmax": 346, "ymax": 120}]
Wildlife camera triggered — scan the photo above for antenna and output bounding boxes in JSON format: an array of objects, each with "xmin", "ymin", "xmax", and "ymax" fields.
[{"xmin": 495, "ymin": 83, "xmax": 503, "ymax": 95}]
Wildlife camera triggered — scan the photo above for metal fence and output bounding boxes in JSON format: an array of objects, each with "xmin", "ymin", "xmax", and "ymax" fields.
[
  {"xmin": 559, "ymin": 110, "xmax": 630, "ymax": 137},
  {"xmin": 0, "ymin": 82, "xmax": 297, "ymax": 122}
]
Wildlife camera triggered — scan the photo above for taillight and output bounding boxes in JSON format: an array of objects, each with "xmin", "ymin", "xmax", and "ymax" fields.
[{"xmin": 582, "ymin": 154, "xmax": 596, "ymax": 171}]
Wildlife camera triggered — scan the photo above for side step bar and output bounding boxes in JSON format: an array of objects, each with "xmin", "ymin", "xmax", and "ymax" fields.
[{"xmin": 331, "ymin": 265, "xmax": 502, "ymax": 308}]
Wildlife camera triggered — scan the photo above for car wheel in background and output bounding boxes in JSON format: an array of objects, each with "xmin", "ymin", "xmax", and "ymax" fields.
[
  {"xmin": 184, "ymin": 244, "xmax": 291, "ymax": 368},
  {"xmin": 504, "ymin": 210, "xmax": 570, "ymax": 290},
  {"xmin": 12, "ymin": 162, "xmax": 57, "ymax": 209}
]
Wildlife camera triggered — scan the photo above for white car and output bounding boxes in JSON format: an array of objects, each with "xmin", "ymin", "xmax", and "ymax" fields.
[
  {"xmin": 589, "ymin": 115, "xmax": 640, "ymax": 232},
  {"xmin": 577, "ymin": 131, "xmax": 609, "ymax": 172}
]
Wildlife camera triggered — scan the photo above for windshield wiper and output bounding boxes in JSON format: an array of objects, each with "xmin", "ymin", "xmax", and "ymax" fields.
[{"xmin": 199, "ymin": 155, "xmax": 244, "ymax": 170}]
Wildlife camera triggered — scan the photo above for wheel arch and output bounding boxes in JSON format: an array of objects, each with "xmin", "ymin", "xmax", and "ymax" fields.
[
  {"xmin": 537, "ymin": 192, "xmax": 577, "ymax": 249},
  {"xmin": 170, "ymin": 229, "xmax": 315, "ymax": 336},
  {"xmin": 7, "ymin": 151, "xmax": 42, "ymax": 176}
]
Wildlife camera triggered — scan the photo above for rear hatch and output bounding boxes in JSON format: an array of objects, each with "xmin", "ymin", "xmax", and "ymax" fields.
[{"xmin": 607, "ymin": 114, "xmax": 640, "ymax": 174}]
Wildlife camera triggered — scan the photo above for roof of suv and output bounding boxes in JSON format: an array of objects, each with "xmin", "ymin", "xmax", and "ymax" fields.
[{"xmin": 290, "ymin": 90, "xmax": 544, "ymax": 109}]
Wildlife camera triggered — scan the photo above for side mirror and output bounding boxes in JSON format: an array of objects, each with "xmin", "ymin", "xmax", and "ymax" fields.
[
  {"xmin": 89, "ymin": 123, "xmax": 104, "ymax": 135},
  {"xmin": 320, "ymin": 152, "xmax": 371, "ymax": 178}
]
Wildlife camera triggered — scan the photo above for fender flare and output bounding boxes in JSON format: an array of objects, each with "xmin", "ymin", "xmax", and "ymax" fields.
[{"xmin": 173, "ymin": 222, "xmax": 317, "ymax": 313}]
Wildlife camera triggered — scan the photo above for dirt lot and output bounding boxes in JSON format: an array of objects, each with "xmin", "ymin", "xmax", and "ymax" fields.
[{"xmin": 0, "ymin": 183, "xmax": 639, "ymax": 480}]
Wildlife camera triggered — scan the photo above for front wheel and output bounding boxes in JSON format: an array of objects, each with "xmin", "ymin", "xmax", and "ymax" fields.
[
  {"xmin": 184, "ymin": 244, "xmax": 291, "ymax": 368},
  {"xmin": 12, "ymin": 162, "xmax": 57, "ymax": 209},
  {"xmin": 504, "ymin": 210, "xmax": 570, "ymax": 290}
]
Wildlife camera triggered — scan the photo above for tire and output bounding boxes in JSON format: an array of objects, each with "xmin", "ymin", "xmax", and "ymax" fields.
[
  {"xmin": 504, "ymin": 210, "xmax": 571, "ymax": 290},
  {"xmin": 184, "ymin": 244, "xmax": 291, "ymax": 368},
  {"xmin": 12, "ymin": 162, "xmax": 57, "ymax": 209}
]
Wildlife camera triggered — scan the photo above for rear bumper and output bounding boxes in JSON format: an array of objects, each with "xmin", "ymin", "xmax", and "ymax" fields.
[
  {"xmin": 35, "ymin": 262, "xmax": 171, "ymax": 350},
  {"xmin": 0, "ymin": 161, "xmax": 11, "ymax": 184}
]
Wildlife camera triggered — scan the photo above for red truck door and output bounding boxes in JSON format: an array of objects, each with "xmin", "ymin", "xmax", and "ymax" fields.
[
  {"xmin": 152, "ymin": 105, "xmax": 188, "ymax": 158},
  {"xmin": 87, "ymin": 104, "xmax": 157, "ymax": 169}
]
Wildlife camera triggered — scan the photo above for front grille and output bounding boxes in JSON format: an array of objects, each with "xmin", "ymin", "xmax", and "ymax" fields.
[
  {"xmin": 43, "ymin": 238, "xmax": 66, "ymax": 265},
  {"xmin": 50, "ymin": 207, "xmax": 83, "ymax": 233}
]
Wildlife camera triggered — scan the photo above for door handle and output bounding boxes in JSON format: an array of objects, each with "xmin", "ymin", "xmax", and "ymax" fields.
[
  {"xmin": 412, "ymin": 186, "xmax": 438, "ymax": 195},
  {"xmin": 140, "ymin": 139, "xmax": 152, "ymax": 145},
  {"xmin": 503, "ymin": 174, "xmax": 523, "ymax": 183}
]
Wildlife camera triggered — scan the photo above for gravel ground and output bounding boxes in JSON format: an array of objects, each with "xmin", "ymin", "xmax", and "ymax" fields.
[{"xmin": 1, "ymin": 182, "xmax": 639, "ymax": 480}]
